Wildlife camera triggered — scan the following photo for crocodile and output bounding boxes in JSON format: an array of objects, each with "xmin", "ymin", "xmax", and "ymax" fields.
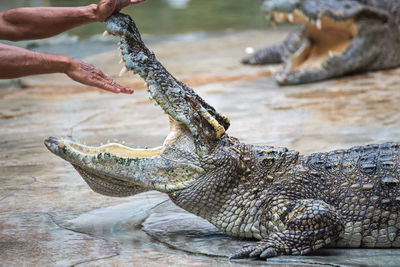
[
  {"xmin": 44, "ymin": 13, "xmax": 400, "ymax": 261},
  {"xmin": 242, "ymin": 0, "xmax": 400, "ymax": 85}
]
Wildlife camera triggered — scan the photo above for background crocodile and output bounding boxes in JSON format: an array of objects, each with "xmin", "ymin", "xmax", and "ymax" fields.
[
  {"xmin": 243, "ymin": 0, "xmax": 400, "ymax": 85},
  {"xmin": 44, "ymin": 13, "xmax": 400, "ymax": 261}
]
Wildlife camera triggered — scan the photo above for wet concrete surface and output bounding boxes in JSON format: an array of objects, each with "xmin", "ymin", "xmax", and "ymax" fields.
[{"xmin": 1, "ymin": 29, "xmax": 400, "ymax": 266}]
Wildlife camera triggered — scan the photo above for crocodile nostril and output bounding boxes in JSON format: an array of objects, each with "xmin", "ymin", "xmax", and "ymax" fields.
[{"xmin": 44, "ymin": 136, "xmax": 59, "ymax": 146}]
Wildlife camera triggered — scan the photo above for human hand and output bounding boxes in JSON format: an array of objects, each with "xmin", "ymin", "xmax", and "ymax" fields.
[
  {"xmin": 65, "ymin": 58, "xmax": 133, "ymax": 94},
  {"xmin": 96, "ymin": 0, "xmax": 146, "ymax": 22}
]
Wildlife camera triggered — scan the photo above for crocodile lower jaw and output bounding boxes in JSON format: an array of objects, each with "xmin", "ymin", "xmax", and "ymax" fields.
[{"xmin": 46, "ymin": 115, "xmax": 188, "ymax": 160}]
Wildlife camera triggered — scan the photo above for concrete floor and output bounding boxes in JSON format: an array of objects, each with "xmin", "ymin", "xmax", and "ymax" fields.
[{"xmin": 1, "ymin": 29, "xmax": 400, "ymax": 266}]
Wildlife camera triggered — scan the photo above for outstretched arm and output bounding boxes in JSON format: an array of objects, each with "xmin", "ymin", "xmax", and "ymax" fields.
[
  {"xmin": 0, "ymin": 43, "xmax": 132, "ymax": 94},
  {"xmin": 0, "ymin": 0, "xmax": 145, "ymax": 41}
]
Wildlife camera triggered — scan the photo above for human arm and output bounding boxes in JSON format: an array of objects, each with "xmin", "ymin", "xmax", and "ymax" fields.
[
  {"xmin": 0, "ymin": 43, "xmax": 132, "ymax": 94},
  {"xmin": 0, "ymin": 0, "xmax": 146, "ymax": 41}
]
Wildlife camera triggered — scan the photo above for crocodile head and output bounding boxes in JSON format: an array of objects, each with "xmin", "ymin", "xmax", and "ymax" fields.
[
  {"xmin": 261, "ymin": 0, "xmax": 390, "ymax": 84},
  {"xmin": 44, "ymin": 13, "xmax": 230, "ymax": 197}
]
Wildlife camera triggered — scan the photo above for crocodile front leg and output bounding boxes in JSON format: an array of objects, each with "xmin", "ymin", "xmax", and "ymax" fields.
[
  {"xmin": 230, "ymin": 199, "xmax": 344, "ymax": 260},
  {"xmin": 242, "ymin": 26, "xmax": 306, "ymax": 65}
]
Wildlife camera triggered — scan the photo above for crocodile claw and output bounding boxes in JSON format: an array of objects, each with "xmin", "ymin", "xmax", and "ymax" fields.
[
  {"xmin": 259, "ymin": 247, "xmax": 278, "ymax": 259},
  {"xmin": 229, "ymin": 242, "xmax": 278, "ymax": 260}
]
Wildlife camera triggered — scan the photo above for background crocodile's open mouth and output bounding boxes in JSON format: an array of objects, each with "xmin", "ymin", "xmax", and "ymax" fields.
[{"xmin": 268, "ymin": 10, "xmax": 358, "ymax": 73}]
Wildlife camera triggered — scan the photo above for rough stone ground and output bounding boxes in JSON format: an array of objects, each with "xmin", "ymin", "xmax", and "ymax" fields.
[{"xmin": 1, "ymin": 29, "xmax": 400, "ymax": 266}]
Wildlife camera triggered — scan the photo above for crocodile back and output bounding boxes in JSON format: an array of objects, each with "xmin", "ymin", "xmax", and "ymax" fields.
[{"xmin": 304, "ymin": 142, "xmax": 400, "ymax": 247}]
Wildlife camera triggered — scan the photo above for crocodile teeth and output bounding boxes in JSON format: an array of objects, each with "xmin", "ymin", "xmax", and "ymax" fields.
[
  {"xmin": 102, "ymin": 30, "xmax": 110, "ymax": 37},
  {"xmin": 316, "ymin": 19, "xmax": 322, "ymax": 30},
  {"xmin": 288, "ymin": 13, "xmax": 294, "ymax": 22},
  {"xmin": 119, "ymin": 58, "xmax": 124, "ymax": 64},
  {"xmin": 119, "ymin": 66, "xmax": 129, "ymax": 77}
]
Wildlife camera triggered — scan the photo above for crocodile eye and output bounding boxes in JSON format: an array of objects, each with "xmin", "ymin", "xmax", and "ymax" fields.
[
  {"xmin": 258, "ymin": 149, "xmax": 285, "ymax": 168},
  {"xmin": 262, "ymin": 156, "xmax": 275, "ymax": 166}
]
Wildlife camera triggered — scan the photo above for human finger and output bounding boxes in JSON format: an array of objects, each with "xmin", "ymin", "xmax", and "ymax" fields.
[
  {"xmin": 95, "ymin": 72, "xmax": 134, "ymax": 94},
  {"xmin": 97, "ymin": 0, "xmax": 117, "ymax": 21}
]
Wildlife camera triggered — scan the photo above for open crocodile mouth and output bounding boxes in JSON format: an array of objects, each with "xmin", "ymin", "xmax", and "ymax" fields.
[
  {"xmin": 45, "ymin": 12, "xmax": 229, "ymax": 196},
  {"xmin": 269, "ymin": 10, "xmax": 358, "ymax": 73}
]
